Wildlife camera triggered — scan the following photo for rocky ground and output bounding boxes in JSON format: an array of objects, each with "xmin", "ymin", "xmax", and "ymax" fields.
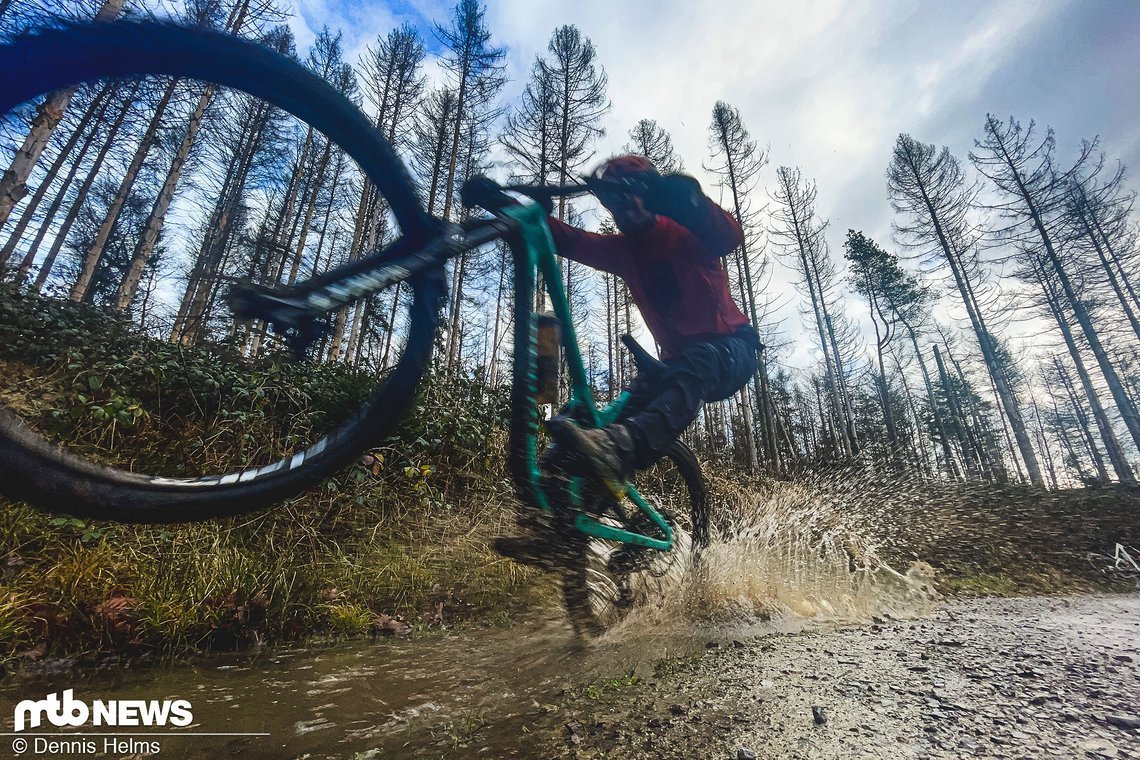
[{"xmin": 545, "ymin": 594, "xmax": 1140, "ymax": 759}]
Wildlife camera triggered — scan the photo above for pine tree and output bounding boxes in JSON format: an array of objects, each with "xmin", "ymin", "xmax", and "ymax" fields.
[
  {"xmin": 970, "ymin": 116, "xmax": 1140, "ymax": 454},
  {"xmin": 770, "ymin": 166, "xmax": 858, "ymax": 458},
  {"xmin": 705, "ymin": 100, "xmax": 770, "ymax": 471},
  {"xmin": 0, "ymin": 0, "xmax": 126, "ymax": 228},
  {"xmin": 625, "ymin": 119, "xmax": 682, "ymax": 173},
  {"xmin": 888, "ymin": 132, "xmax": 1044, "ymax": 484}
]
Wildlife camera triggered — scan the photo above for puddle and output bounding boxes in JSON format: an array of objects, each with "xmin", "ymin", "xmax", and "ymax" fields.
[{"xmin": 0, "ymin": 469, "xmax": 939, "ymax": 757}]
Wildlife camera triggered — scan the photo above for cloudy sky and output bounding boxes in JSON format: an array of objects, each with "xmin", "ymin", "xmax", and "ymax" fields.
[{"xmin": 287, "ymin": 0, "xmax": 1140, "ymax": 371}]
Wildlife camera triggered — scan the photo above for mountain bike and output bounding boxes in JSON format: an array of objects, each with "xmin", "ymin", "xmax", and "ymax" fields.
[{"xmin": 0, "ymin": 20, "xmax": 708, "ymax": 635}]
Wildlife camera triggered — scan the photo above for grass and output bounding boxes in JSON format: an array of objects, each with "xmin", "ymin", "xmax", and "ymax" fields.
[
  {"xmin": 1, "ymin": 289, "xmax": 1138, "ymax": 672},
  {"xmin": 0, "ymin": 484, "xmax": 556, "ymax": 671},
  {"xmin": 439, "ymin": 708, "xmax": 490, "ymax": 749},
  {"xmin": 0, "ymin": 288, "xmax": 561, "ymax": 671},
  {"xmin": 583, "ymin": 668, "xmax": 642, "ymax": 700}
]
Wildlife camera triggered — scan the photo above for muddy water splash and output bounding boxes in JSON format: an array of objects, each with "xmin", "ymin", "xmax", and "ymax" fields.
[
  {"xmin": 599, "ymin": 467, "xmax": 940, "ymax": 643},
  {"xmin": 0, "ymin": 471, "xmax": 952, "ymax": 759}
]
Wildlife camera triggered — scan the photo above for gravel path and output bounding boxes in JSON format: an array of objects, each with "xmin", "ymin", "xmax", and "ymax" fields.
[{"xmin": 552, "ymin": 594, "xmax": 1140, "ymax": 759}]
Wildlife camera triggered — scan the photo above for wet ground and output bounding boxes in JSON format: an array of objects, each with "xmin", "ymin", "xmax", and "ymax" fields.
[
  {"xmin": 3, "ymin": 473, "xmax": 1138, "ymax": 758},
  {"xmin": 2, "ymin": 594, "xmax": 1137, "ymax": 758},
  {"xmin": 549, "ymin": 594, "xmax": 1140, "ymax": 759}
]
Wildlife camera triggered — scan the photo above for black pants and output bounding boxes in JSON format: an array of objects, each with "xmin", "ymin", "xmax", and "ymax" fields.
[{"xmin": 615, "ymin": 327, "xmax": 759, "ymax": 470}]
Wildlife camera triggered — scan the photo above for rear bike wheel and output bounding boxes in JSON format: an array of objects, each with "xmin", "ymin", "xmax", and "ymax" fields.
[
  {"xmin": 0, "ymin": 21, "xmax": 444, "ymax": 522},
  {"xmin": 562, "ymin": 440, "xmax": 708, "ymax": 638}
]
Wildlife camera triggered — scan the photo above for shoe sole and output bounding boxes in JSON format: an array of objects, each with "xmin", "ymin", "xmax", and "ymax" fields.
[{"xmin": 545, "ymin": 418, "xmax": 627, "ymax": 495}]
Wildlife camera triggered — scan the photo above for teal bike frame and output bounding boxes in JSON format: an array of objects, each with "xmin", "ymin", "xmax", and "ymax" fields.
[{"xmin": 500, "ymin": 203, "xmax": 674, "ymax": 552}]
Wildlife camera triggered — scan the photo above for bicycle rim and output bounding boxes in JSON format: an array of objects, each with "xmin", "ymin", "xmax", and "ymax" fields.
[{"xmin": 0, "ymin": 21, "xmax": 443, "ymax": 521}]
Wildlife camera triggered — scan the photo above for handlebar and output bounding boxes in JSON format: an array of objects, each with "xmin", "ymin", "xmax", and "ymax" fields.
[{"xmin": 460, "ymin": 175, "xmax": 640, "ymax": 215}]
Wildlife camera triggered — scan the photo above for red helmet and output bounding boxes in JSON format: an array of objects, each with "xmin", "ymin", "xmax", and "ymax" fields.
[{"xmin": 597, "ymin": 154, "xmax": 658, "ymax": 181}]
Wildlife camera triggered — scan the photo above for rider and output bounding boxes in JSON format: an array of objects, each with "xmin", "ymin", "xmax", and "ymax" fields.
[{"xmin": 496, "ymin": 154, "xmax": 761, "ymax": 562}]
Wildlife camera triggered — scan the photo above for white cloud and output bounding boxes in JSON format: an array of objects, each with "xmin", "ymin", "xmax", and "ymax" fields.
[{"xmin": 279, "ymin": 0, "xmax": 1139, "ymax": 379}]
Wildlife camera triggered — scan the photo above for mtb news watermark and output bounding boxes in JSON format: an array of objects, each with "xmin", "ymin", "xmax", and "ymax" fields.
[{"xmin": 5, "ymin": 689, "xmax": 268, "ymax": 756}]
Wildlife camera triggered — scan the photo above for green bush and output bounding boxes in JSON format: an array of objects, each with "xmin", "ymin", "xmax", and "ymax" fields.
[{"xmin": 0, "ymin": 288, "xmax": 544, "ymax": 668}]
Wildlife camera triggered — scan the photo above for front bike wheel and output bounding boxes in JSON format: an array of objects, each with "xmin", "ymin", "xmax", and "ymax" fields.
[
  {"xmin": 562, "ymin": 440, "xmax": 709, "ymax": 638},
  {"xmin": 0, "ymin": 21, "xmax": 443, "ymax": 522}
]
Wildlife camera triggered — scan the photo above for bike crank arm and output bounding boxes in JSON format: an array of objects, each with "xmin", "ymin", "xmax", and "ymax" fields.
[{"xmin": 227, "ymin": 220, "xmax": 513, "ymax": 356}]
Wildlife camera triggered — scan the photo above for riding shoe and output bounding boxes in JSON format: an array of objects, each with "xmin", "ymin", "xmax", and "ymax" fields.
[
  {"xmin": 545, "ymin": 416, "xmax": 632, "ymax": 485},
  {"xmin": 493, "ymin": 526, "xmax": 585, "ymax": 570}
]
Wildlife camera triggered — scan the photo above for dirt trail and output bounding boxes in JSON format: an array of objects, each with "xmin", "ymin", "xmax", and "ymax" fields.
[
  {"xmin": 2, "ymin": 594, "xmax": 1136, "ymax": 758},
  {"xmin": 547, "ymin": 594, "xmax": 1140, "ymax": 759}
]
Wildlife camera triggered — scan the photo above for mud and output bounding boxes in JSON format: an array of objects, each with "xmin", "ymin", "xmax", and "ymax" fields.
[
  {"xmin": 2, "ymin": 475, "xmax": 1136, "ymax": 758},
  {"xmin": 547, "ymin": 594, "xmax": 1140, "ymax": 759}
]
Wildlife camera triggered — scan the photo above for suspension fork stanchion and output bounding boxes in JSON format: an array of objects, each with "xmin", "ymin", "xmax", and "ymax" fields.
[{"xmin": 229, "ymin": 221, "xmax": 507, "ymax": 341}]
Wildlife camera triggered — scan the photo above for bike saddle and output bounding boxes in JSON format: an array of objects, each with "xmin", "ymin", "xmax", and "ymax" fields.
[{"xmin": 621, "ymin": 334, "xmax": 667, "ymax": 378}]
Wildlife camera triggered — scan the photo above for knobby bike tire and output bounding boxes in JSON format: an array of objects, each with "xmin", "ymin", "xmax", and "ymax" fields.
[
  {"xmin": 0, "ymin": 21, "xmax": 443, "ymax": 521},
  {"xmin": 562, "ymin": 440, "xmax": 709, "ymax": 638}
]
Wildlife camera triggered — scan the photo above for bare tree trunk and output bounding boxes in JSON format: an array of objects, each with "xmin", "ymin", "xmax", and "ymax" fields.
[
  {"xmin": 822, "ymin": 310, "xmax": 859, "ymax": 454},
  {"xmin": 0, "ymin": 0, "xmax": 126, "ymax": 228},
  {"xmin": 174, "ymin": 106, "xmax": 264, "ymax": 343},
  {"xmin": 735, "ymin": 386, "xmax": 759, "ymax": 471},
  {"xmin": 70, "ymin": 79, "xmax": 178, "ymax": 302},
  {"xmin": 488, "ymin": 277, "xmax": 506, "ymax": 386},
  {"xmin": 1090, "ymin": 212, "xmax": 1140, "ymax": 315},
  {"xmin": 932, "ymin": 344, "xmax": 981, "ymax": 480},
  {"xmin": 983, "ymin": 365, "xmax": 1025, "ymax": 483},
  {"xmin": 445, "ymin": 250, "xmax": 469, "ymax": 370},
  {"xmin": 950, "ymin": 348, "xmax": 1007, "ymax": 482},
  {"xmin": 901, "ymin": 322, "xmax": 960, "ymax": 480},
  {"xmin": 721, "ymin": 173, "xmax": 770, "ymax": 468},
  {"xmin": 307, "ymin": 152, "xmax": 344, "ymax": 279},
  {"xmin": 1029, "ymin": 393, "xmax": 1058, "ymax": 489},
  {"xmin": 1050, "ymin": 390, "xmax": 1090, "ymax": 485},
  {"xmin": 1031, "ymin": 224, "xmax": 1140, "ymax": 452},
  {"xmin": 113, "ymin": 0, "xmax": 254, "ymax": 311},
  {"xmin": 0, "ymin": 85, "xmax": 112, "ymax": 269},
  {"xmin": 329, "ymin": 181, "xmax": 376, "ymax": 360},
  {"xmin": 867, "ymin": 296, "xmax": 900, "ymax": 462},
  {"xmin": 26, "ymin": 86, "xmax": 137, "ymax": 292},
  {"xmin": 757, "ymin": 350, "xmax": 782, "ymax": 472},
  {"xmin": 285, "ymin": 139, "xmax": 333, "ymax": 285},
  {"xmin": 201, "ymin": 137, "xmax": 262, "ymax": 328},
  {"xmin": 115, "ymin": 85, "xmax": 213, "ymax": 311},
  {"xmin": 1055, "ymin": 357, "xmax": 1111, "ymax": 483},
  {"xmin": 796, "ymin": 249, "xmax": 846, "ymax": 454},
  {"xmin": 264, "ymin": 124, "xmax": 316, "ymax": 282},
  {"xmin": 345, "ymin": 214, "xmax": 387, "ymax": 362},
  {"xmin": 1073, "ymin": 201, "xmax": 1140, "ymax": 342},
  {"xmin": 898, "ymin": 148, "xmax": 1044, "ymax": 484},
  {"xmin": 12, "ymin": 99, "xmax": 111, "ymax": 281},
  {"xmin": 1037, "ymin": 260, "xmax": 1134, "ymax": 482},
  {"xmin": 894, "ymin": 356, "xmax": 932, "ymax": 477}
]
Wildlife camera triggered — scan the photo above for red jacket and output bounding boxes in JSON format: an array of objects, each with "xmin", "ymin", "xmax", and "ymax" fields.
[{"xmin": 547, "ymin": 204, "xmax": 750, "ymax": 359}]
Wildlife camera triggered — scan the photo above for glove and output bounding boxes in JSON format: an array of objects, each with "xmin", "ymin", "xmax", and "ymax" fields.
[
  {"xmin": 641, "ymin": 173, "xmax": 703, "ymax": 225},
  {"xmin": 460, "ymin": 175, "xmax": 514, "ymax": 212},
  {"xmin": 531, "ymin": 188, "xmax": 555, "ymax": 215}
]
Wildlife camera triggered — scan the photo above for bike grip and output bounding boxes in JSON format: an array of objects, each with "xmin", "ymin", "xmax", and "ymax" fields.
[{"xmin": 461, "ymin": 175, "xmax": 516, "ymax": 212}]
